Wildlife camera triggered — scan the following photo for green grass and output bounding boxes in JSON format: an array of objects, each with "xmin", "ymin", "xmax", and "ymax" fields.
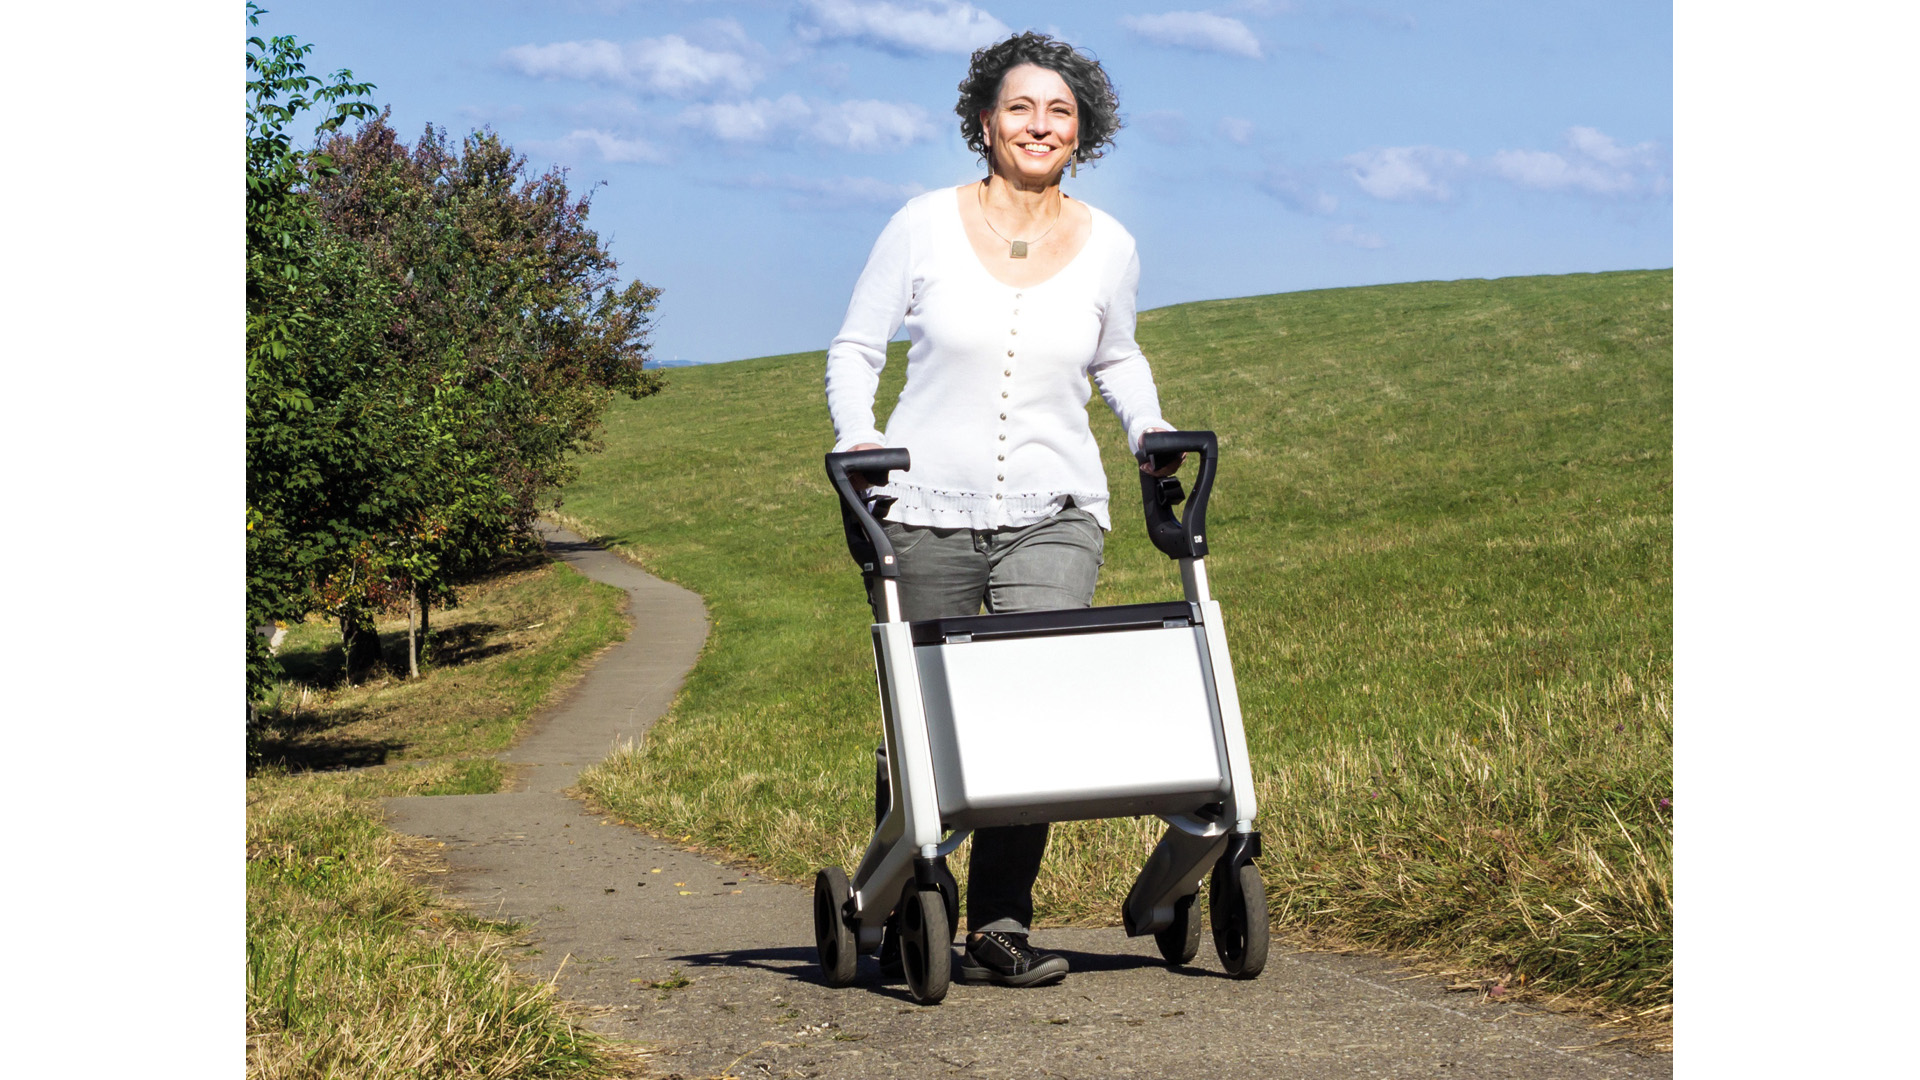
[
  {"xmin": 253, "ymin": 559, "xmax": 630, "ymax": 770},
  {"xmin": 247, "ymin": 561, "xmax": 644, "ymax": 1078},
  {"xmin": 564, "ymin": 270, "xmax": 1672, "ymax": 1010}
]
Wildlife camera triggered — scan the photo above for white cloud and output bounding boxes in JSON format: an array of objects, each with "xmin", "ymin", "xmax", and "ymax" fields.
[
  {"xmin": 1342, "ymin": 145, "xmax": 1468, "ymax": 201},
  {"xmin": 1487, "ymin": 126, "xmax": 1668, "ymax": 197},
  {"xmin": 1257, "ymin": 167, "xmax": 1337, "ymax": 215},
  {"xmin": 1120, "ymin": 11, "xmax": 1263, "ymax": 60},
  {"xmin": 794, "ymin": 0, "xmax": 1010, "ymax": 56},
  {"xmin": 810, "ymin": 99, "xmax": 940, "ymax": 151},
  {"xmin": 679, "ymin": 95, "xmax": 812, "ymax": 143},
  {"xmin": 1217, "ymin": 116, "xmax": 1255, "ymax": 145},
  {"xmin": 501, "ymin": 34, "xmax": 761, "ymax": 97},
  {"xmin": 732, "ymin": 173, "xmax": 929, "ymax": 210},
  {"xmin": 1339, "ymin": 128, "xmax": 1668, "ymax": 204},
  {"xmin": 548, "ymin": 129, "xmax": 670, "ymax": 164},
  {"xmin": 677, "ymin": 94, "xmax": 937, "ymax": 151},
  {"xmin": 1326, "ymin": 223, "xmax": 1385, "ymax": 249}
]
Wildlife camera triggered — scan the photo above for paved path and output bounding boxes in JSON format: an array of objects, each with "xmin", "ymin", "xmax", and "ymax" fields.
[{"xmin": 386, "ymin": 526, "xmax": 1670, "ymax": 1080}]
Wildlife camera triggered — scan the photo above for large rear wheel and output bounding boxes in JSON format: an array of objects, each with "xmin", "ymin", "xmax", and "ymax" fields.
[
  {"xmin": 898, "ymin": 887, "xmax": 951, "ymax": 1004},
  {"xmin": 813, "ymin": 867, "xmax": 858, "ymax": 987},
  {"xmin": 1209, "ymin": 862, "xmax": 1269, "ymax": 979}
]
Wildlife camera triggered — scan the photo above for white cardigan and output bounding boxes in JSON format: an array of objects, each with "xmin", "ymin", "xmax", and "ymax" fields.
[{"xmin": 824, "ymin": 187, "xmax": 1170, "ymax": 531}]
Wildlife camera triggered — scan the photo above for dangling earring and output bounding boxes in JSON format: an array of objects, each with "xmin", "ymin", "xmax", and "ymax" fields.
[{"xmin": 1069, "ymin": 143, "xmax": 1078, "ymax": 179}]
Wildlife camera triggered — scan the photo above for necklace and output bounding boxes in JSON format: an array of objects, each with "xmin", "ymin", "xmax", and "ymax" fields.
[{"xmin": 976, "ymin": 179, "xmax": 1061, "ymax": 259}]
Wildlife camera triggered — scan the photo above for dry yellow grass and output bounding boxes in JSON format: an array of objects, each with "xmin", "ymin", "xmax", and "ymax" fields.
[{"xmin": 246, "ymin": 560, "xmax": 642, "ymax": 1079}]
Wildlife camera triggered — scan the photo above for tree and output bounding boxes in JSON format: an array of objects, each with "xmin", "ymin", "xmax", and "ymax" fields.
[
  {"xmin": 246, "ymin": 8, "xmax": 666, "ymax": 707},
  {"xmin": 307, "ymin": 116, "xmax": 663, "ymax": 675},
  {"xmin": 245, "ymin": 4, "xmax": 385, "ymax": 703}
]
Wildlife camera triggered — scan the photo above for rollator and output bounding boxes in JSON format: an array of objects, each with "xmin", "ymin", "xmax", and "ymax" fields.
[{"xmin": 813, "ymin": 431, "xmax": 1267, "ymax": 1004}]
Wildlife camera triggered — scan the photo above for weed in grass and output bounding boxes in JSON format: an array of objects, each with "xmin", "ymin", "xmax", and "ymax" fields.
[
  {"xmin": 420, "ymin": 758, "xmax": 509, "ymax": 796},
  {"xmin": 638, "ymin": 968, "xmax": 693, "ymax": 1000},
  {"xmin": 566, "ymin": 271, "xmax": 1672, "ymax": 1012}
]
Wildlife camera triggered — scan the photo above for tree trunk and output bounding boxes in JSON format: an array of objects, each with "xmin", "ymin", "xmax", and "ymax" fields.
[
  {"xmin": 414, "ymin": 582, "xmax": 432, "ymax": 671},
  {"xmin": 406, "ymin": 590, "xmax": 419, "ymax": 680},
  {"xmin": 342, "ymin": 609, "xmax": 386, "ymax": 685}
]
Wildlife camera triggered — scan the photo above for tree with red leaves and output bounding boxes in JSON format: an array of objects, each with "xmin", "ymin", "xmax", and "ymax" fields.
[
  {"xmin": 306, "ymin": 115, "xmax": 664, "ymax": 679},
  {"xmin": 246, "ymin": 9, "xmax": 663, "ymax": 703}
]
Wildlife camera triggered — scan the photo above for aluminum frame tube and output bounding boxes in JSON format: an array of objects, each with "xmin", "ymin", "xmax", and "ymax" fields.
[{"xmin": 847, "ymin": 620, "xmax": 947, "ymax": 949}]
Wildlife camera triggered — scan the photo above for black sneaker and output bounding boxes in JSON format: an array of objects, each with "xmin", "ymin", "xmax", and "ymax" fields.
[{"xmin": 958, "ymin": 931, "xmax": 1068, "ymax": 988}]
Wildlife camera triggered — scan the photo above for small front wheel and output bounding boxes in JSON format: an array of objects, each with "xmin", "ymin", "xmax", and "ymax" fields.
[
  {"xmin": 898, "ymin": 887, "xmax": 951, "ymax": 1004},
  {"xmin": 1155, "ymin": 891, "xmax": 1202, "ymax": 966},
  {"xmin": 814, "ymin": 867, "xmax": 858, "ymax": 987},
  {"xmin": 1209, "ymin": 861, "xmax": 1269, "ymax": 979}
]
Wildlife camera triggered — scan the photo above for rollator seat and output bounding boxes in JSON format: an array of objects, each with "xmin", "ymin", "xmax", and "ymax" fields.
[{"xmin": 900, "ymin": 601, "xmax": 1234, "ymax": 830}]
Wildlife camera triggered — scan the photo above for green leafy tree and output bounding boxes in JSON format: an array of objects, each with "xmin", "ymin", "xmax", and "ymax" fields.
[
  {"xmin": 308, "ymin": 116, "xmax": 664, "ymax": 674},
  {"xmin": 245, "ymin": 5, "xmax": 385, "ymax": 703},
  {"xmin": 247, "ymin": 8, "xmax": 664, "ymax": 704}
]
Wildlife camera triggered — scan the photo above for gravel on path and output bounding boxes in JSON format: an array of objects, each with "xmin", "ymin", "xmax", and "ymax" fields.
[{"xmin": 385, "ymin": 525, "xmax": 1671, "ymax": 1080}]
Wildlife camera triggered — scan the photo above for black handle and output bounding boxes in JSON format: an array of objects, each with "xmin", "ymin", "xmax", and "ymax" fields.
[
  {"xmin": 1136, "ymin": 430, "xmax": 1218, "ymax": 560},
  {"xmin": 826, "ymin": 448, "xmax": 911, "ymax": 577}
]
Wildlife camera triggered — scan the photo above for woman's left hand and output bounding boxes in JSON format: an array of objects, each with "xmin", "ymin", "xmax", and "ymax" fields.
[{"xmin": 1139, "ymin": 426, "xmax": 1184, "ymax": 477}]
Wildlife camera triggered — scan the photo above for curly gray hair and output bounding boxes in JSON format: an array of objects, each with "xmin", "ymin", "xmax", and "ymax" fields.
[{"xmin": 955, "ymin": 32, "xmax": 1121, "ymax": 169}]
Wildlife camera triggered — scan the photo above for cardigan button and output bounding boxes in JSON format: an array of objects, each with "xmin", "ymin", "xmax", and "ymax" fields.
[
  {"xmin": 1001, "ymin": 391, "xmax": 1009, "ymax": 398},
  {"xmin": 1009, "ymin": 328, "xmax": 1018, "ymax": 336},
  {"xmin": 997, "ymin": 474, "xmax": 1005, "ymax": 481},
  {"xmin": 1003, "ymin": 369, "xmax": 1011, "ymax": 376},
  {"xmin": 997, "ymin": 454, "xmax": 1005, "ymax": 461},
  {"xmin": 999, "ymin": 413, "xmax": 1007, "ymax": 420},
  {"xmin": 1014, "ymin": 292, "xmax": 1023, "ymax": 299},
  {"xmin": 998, "ymin": 434, "xmax": 1006, "ymax": 441},
  {"xmin": 1006, "ymin": 350, "xmax": 1014, "ymax": 357},
  {"xmin": 995, "ymin": 493, "xmax": 1003, "ymax": 500}
]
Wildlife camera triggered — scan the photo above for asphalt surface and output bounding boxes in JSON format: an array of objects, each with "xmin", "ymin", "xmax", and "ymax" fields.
[{"xmin": 385, "ymin": 525, "xmax": 1671, "ymax": 1080}]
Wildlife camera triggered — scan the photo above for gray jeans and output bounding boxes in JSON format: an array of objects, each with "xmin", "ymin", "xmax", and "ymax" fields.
[{"xmin": 866, "ymin": 505, "xmax": 1105, "ymax": 935}]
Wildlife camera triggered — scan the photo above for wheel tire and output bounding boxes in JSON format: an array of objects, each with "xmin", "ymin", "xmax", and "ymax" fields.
[
  {"xmin": 1209, "ymin": 862, "xmax": 1269, "ymax": 980},
  {"xmin": 1154, "ymin": 891, "xmax": 1203, "ymax": 966},
  {"xmin": 898, "ymin": 887, "xmax": 951, "ymax": 1004},
  {"xmin": 884, "ymin": 861, "xmax": 957, "ymax": 978},
  {"xmin": 814, "ymin": 867, "xmax": 858, "ymax": 988}
]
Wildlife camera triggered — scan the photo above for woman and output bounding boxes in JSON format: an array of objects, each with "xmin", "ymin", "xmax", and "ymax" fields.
[{"xmin": 824, "ymin": 32, "xmax": 1178, "ymax": 989}]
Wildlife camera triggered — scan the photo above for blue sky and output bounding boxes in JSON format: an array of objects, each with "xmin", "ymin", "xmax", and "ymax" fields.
[{"xmin": 252, "ymin": 1, "xmax": 1672, "ymax": 365}]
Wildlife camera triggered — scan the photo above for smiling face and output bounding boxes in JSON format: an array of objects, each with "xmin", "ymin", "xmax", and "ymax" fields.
[{"xmin": 981, "ymin": 63, "xmax": 1080, "ymax": 185}]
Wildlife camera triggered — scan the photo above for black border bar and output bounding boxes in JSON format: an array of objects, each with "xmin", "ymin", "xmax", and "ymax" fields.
[{"xmin": 907, "ymin": 601, "xmax": 1201, "ymax": 646}]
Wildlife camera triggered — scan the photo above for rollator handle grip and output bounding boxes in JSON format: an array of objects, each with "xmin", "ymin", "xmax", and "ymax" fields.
[
  {"xmin": 826, "ymin": 448, "xmax": 911, "ymax": 578},
  {"xmin": 1136, "ymin": 430, "xmax": 1218, "ymax": 560}
]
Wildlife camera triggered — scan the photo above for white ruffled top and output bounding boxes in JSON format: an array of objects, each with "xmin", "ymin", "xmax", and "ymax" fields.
[{"xmin": 824, "ymin": 187, "xmax": 1170, "ymax": 531}]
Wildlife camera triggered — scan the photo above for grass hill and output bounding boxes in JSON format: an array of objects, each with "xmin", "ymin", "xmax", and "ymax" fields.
[{"xmin": 560, "ymin": 270, "xmax": 1673, "ymax": 1011}]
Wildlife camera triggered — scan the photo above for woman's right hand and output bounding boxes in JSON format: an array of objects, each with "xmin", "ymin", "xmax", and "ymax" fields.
[{"xmin": 847, "ymin": 442, "xmax": 884, "ymax": 491}]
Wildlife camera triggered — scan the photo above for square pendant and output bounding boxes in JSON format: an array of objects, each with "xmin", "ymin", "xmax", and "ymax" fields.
[{"xmin": 1009, "ymin": 240, "xmax": 1028, "ymax": 258}]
